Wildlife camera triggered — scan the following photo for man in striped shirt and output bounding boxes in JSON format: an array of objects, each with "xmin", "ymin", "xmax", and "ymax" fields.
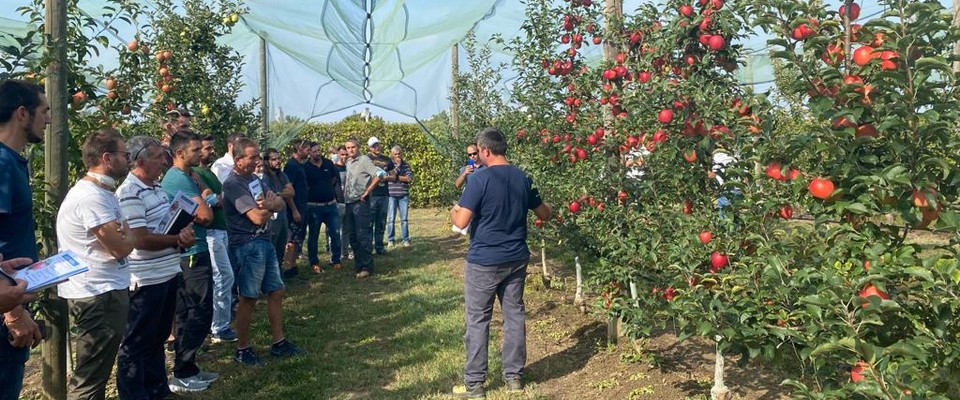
[{"xmin": 115, "ymin": 136, "xmax": 200, "ymax": 396}]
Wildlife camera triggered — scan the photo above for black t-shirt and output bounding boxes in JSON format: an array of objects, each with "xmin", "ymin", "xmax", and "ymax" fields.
[
  {"xmin": 222, "ymin": 172, "xmax": 271, "ymax": 245},
  {"xmin": 369, "ymin": 153, "xmax": 394, "ymax": 197},
  {"xmin": 334, "ymin": 164, "xmax": 346, "ymax": 203},
  {"xmin": 283, "ymin": 158, "xmax": 308, "ymax": 208},
  {"xmin": 304, "ymin": 158, "xmax": 340, "ymax": 203},
  {"xmin": 457, "ymin": 164, "xmax": 543, "ymax": 266}
]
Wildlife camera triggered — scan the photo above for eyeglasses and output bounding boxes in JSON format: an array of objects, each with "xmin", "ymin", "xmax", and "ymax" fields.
[
  {"xmin": 130, "ymin": 142, "xmax": 161, "ymax": 162},
  {"xmin": 467, "ymin": 152, "xmax": 478, "ymax": 156}
]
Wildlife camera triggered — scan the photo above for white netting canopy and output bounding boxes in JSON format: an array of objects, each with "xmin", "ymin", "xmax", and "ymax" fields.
[{"xmin": 0, "ymin": 0, "xmax": 951, "ymax": 122}]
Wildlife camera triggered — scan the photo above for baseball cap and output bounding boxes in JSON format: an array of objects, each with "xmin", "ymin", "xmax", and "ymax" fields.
[{"xmin": 367, "ymin": 136, "xmax": 380, "ymax": 147}]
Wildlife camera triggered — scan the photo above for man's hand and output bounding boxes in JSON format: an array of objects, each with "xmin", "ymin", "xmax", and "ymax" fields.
[
  {"xmin": 177, "ymin": 225, "xmax": 196, "ymax": 248},
  {"xmin": 292, "ymin": 210, "xmax": 302, "ymax": 224},
  {"xmin": 461, "ymin": 165, "xmax": 476, "ymax": 176},
  {"xmin": 4, "ymin": 307, "xmax": 41, "ymax": 348},
  {"xmin": 360, "ymin": 191, "xmax": 369, "ymax": 202},
  {"xmin": 0, "ymin": 281, "xmax": 32, "ymax": 315}
]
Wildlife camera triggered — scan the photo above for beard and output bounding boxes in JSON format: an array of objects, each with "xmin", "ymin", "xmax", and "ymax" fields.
[{"xmin": 25, "ymin": 117, "xmax": 43, "ymax": 144}]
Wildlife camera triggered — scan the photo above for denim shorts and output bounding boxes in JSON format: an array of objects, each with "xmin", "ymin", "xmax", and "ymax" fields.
[{"xmin": 231, "ymin": 239, "xmax": 284, "ymax": 298}]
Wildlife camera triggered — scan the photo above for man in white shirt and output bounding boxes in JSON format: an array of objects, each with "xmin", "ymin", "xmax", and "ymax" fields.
[
  {"xmin": 115, "ymin": 136, "xmax": 199, "ymax": 397},
  {"xmin": 211, "ymin": 133, "xmax": 243, "ymax": 183},
  {"xmin": 57, "ymin": 129, "xmax": 135, "ymax": 400}
]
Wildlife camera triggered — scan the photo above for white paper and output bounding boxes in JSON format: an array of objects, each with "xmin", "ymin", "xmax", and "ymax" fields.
[
  {"xmin": 153, "ymin": 191, "xmax": 199, "ymax": 234},
  {"xmin": 248, "ymin": 179, "xmax": 264, "ymax": 201}
]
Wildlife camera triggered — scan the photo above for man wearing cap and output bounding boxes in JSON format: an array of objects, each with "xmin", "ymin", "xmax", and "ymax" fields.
[{"xmin": 366, "ymin": 136, "xmax": 393, "ymax": 255}]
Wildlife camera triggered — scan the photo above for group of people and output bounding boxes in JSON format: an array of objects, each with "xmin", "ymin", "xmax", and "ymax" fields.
[
  {"xmin": 1, "ymin": 77, "xmax": 551, "ymax": 400},
  {"xmin": 0, "ymin": 78, "xmax": 417, "ymax": 400}
]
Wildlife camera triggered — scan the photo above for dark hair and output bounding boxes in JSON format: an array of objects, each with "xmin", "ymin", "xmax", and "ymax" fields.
[
  {"xmin": 232, "ymin": 137, "xmax": 258, "ymax": 160},
  {"xmin": 169, "ymin": 129, "xmax": 200, "ymax": 154},
  {"xmin": 263, "ymin": 147, "xmax": 280, "ymax": 160},
  {"xmin": 0, "ymin": 80, "xmax": 45, "ymax": 124},
  {"xmin": 226, "ymin": 133, "xmax": 244, "ymax": 148},
  {"xmin": 337, "ymin": 145, "xmax": 346, "ymax": 151},
  {"xmin": 476, "ymin": 128, "xmax": 507, "ymax": 156},
  {"xmin": 164, "ymin": 107, "xmax": 192, "ymax": 122},
  {"xmin": 201, "ymin": 134, "xmax": 215, "ymax": 142},
  {"xmin": 306, "ymin": 141, "xmax": 317, "ymax": 148},
  {"xmin": 81, "ymin": 129, "xmax": 123, "ymax": 168}
]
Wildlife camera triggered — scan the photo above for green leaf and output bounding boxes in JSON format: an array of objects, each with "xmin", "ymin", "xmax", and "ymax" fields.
[{"xmin": 809, "ymin": 337, "xmax": 856, "ymax": 358}]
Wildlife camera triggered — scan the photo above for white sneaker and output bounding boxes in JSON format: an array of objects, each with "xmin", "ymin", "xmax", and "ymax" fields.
[
  {"xmin": 402, "ymin": 241, "xmax": 411, "ymax": 247},
  {"xmin": 387, "ymin": 242, "xmax": 395, "ymax": 249},
  {"xmin": 169, "ymin": 375, "xmax": 211, "ymax": 393}
]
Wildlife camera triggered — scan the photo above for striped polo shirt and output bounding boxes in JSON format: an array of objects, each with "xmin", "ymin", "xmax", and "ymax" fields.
[{"xmin": 116, "ymin": 172, "xmax": 182, "ymax": 289}]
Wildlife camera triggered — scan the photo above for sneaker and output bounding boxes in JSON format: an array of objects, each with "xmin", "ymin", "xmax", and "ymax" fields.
[
  {"xmin": 194, "ymin": 370, "xmax": 220, "ymax": 383},
  {"xmin": 330, "ymin": 263, "xmax": 341, "ymax": 272},
  {"xmin": 211, "ymin": 328, "xmax": 238, "ymax": 343},
  {"xmin": 451, "ymin": 383, "xmax": 485, "ymax": 399},
  {"xmin": 386, "ymin": 241, "xmax": 395, "ymax": 249},
  {"xmin": 311, "ymin": 264, "xmax": 323, "ymax": 274},
  {"xmin": 270, "ymin": 339, "xmax": 306, "ymax": 358},
  {"xmin": 168, "ymin": 375, "xmax": 210, "ymax": 393},
  {"xmin": 402, "ymin": 241, "xmax": 411, "ymax": 247},
  {"xmin": 504, "ymin": 378, "xmax": 523, "ymax": 392},
  {"xmin": 234, "ymin": 347, "xmax": 264, "ymax": 366},
  {"xmin": 347, "ymin": 251, "xmax": 354, "ymax": 260},
  {"xmin": 356, "ymin": 270, "xmax": 371, "ymax": 279}
]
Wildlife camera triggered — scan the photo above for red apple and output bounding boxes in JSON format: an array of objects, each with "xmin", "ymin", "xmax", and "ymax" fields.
[
  {"xmin": 710, "ymin": 251, "xmax": 728, "ymax": 271},
  {"xmin": 657, "ymin": 109, "xmax": 674, "ymax": 124},
  {"xmin": 699, "ymin": 231, "xmax": 713, "ymax": 244}
]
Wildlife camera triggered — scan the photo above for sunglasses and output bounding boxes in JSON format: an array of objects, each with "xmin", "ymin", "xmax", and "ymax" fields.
[{"xmin": 467, "ymin": 152, "xmax": 478, "ymax": 156}]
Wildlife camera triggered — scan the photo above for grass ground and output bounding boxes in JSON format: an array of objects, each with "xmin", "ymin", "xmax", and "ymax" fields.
[{"xmin": 23, "ymin": 208, "xmax": 801, "ymax": 400}]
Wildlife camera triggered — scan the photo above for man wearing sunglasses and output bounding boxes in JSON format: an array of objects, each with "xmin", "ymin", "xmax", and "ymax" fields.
[{"xmin": 454, "ymin": 143, "xmax": 484, "ymax": 191}]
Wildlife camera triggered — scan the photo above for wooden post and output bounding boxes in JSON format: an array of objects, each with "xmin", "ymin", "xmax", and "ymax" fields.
[
  {"xmin": 41, "ymin": 0, "xmax": 70, "ymax": 398},
  {"xmin": 259, "ymin": 37, "xmax": 269, "ymax": 136},
  {"xmin": 602, "ymin": 0, "xmax": 623, "ymax": 345},
  {"xmin": 450, "ymin": 43, "xmax": 460, "ymax": 139},
  {"xmin": 954, "ymin": 0, "xmax": 960, "ymax": 73}
]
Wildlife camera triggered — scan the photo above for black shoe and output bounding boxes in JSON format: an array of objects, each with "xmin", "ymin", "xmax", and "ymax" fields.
[
  {"xmin": 451, "ymin": 383, "xmax": 485, "ymax": 399},
  {"xmin": 504, "ymin": 378, "xmax": 523, "ymax": 392},
  {"xmin": 270, "ymin": 339, "xmax": 306, "ymax": 358}
]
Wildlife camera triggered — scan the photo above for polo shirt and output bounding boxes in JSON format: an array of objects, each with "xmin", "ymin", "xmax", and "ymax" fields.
[{"xmin": 116, "ymin": 173, "xmax": 182, "ymax": 289}]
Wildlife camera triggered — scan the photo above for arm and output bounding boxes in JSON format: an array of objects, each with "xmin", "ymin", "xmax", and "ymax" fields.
[
  {"xmin": 244, "ymin": 206, "xmax": 275, "ymax": 226},
  {"xmin": 263, "ymin": 191, "xmax": 285, "ymax": 212},
  {"xmin": 278, "ymin": 183, "xmax": 295, "ymax": 200},
  {"xmin": 533, "ymin": 202, "xmax": 553, "ymax": 221},
  {"xmin": 92, "ymin": 219, "xmax": 135, "ymax": 260},
  {"xmin": 455, "ymin": 167, "xmax": 473, "ymax": 190},
  {"xmin": 360, "ymin": 176, "xmax": 381, "ymax": 202},
  {"xmin": 450, "ymin": 204, "xmax": 473, "ymax": 229},
  {"xmin": 191, "ymin": 195, "xmax": 214, "ymax": 226},
  {"xmin": 0, "ymin": 257, "xmax": 37, "ymax": 313},
  {"xmin": 129, "ymin": 225, "xmax": 195, "ymax": 251}
]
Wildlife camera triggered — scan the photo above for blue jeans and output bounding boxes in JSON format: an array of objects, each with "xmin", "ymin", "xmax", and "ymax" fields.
[
  {"xmin": 232, "ymin": 239, "xmax": 284, "ymax": 298},
  {"xmin": 386, "ymin": 195, "xmax": 410, "ymax": 244},
  {"xmin": 306, "ymin": 203, "xmax": 341, "ymax": 265},
  {"xmin": 0, "ymin": 324, "xmax": 29, "ymax": 400},
  {"xmin": 206, "ymin": 229, "xmax": 234, "ymax": 335}
]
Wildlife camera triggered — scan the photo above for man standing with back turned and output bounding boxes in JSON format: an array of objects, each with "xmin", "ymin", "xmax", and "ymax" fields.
[{"xmin": 449, "ymin": 128, "xmax": 552, "ymax": 399}]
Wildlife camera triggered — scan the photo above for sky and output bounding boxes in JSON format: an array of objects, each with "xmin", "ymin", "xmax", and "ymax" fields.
[{"xmin": 0, "ymin": 0, "xmax": 955, "ymax": 124}]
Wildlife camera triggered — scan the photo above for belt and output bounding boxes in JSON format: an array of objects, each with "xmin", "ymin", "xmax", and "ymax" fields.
[{"xmin": 307, "ymin": 200, "xmax": 337, "ymax": 207}]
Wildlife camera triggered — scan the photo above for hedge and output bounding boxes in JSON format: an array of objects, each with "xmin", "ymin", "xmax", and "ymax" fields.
[{"xmin": 298, "ymin": 118, "xmax": 451, "ymax": 207}]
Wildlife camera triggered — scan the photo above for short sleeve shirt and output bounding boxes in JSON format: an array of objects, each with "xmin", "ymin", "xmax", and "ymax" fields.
[
  {"xmin": 387, "ymin": 160, "xmax": 413, "ymax": 197},
  {"xmin": 0, "ymin": 142, "xmax": 38, "ymax": 261},
  {"xmin": 344, "ymin": 155, "xmax": 380, "ymax": 203},
  {"xmin": 283, "ymin": 158, "xmax": 309, "ymax": 208},
  {"xmin": 57, "ymin": 180, "xmax": 130, "ymax": 299},
  {"xmin": 160, "ymin": 167, "xmax": 208, "ymax": 255},
  {"xmin": 222, "ymin": 172, "xmax": 271, "ymax": 246},
  {"xmin": 193, "ymin": 167, "xmax": 227, "ymax": 230},
  {"xmin": 116, "ymin": 173, "xmax": 181, "ymax": 288},
  {"xmin": 458, "ymin": 165, "xmax": 485, "ymax": 189},
  {"xmin": 457, "ymin": 165, "xmax": 543, "ymax": 266}
]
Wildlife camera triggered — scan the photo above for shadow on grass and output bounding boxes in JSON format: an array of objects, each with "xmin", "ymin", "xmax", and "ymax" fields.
[{"xmin": 524, "ymin": 321, "xmax": 605, "ymax": 385}]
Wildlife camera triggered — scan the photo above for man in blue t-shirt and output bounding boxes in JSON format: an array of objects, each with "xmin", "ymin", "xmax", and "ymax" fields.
[
  {"xmin": 0, "ymin": 79, "xmax": 48, "ymax": 400},
  {"xmin": 160, "ymin": 130, "xmax": 218, "ymax": 390},
  {"xmin": 449, "ymin": 127, "xmax": 552, "ymax": 398}
]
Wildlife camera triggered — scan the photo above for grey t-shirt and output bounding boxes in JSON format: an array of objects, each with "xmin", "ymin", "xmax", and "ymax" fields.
[
  {"xmin": 344, "ymin": 155, "xmax": 380, "ymax": 203},
  {"xmin": 223, "ymin": 171, "xmax": 271, "ymax": 246}
]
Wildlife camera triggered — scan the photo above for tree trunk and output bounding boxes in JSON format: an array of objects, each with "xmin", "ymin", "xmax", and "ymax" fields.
[
  {"xmin": 710, "ymin": 336, "xmax": 731, "ymax": 400},
  {"xmin": 42, "ymin": 0, "xmax": 70, "ymax": 397}
]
